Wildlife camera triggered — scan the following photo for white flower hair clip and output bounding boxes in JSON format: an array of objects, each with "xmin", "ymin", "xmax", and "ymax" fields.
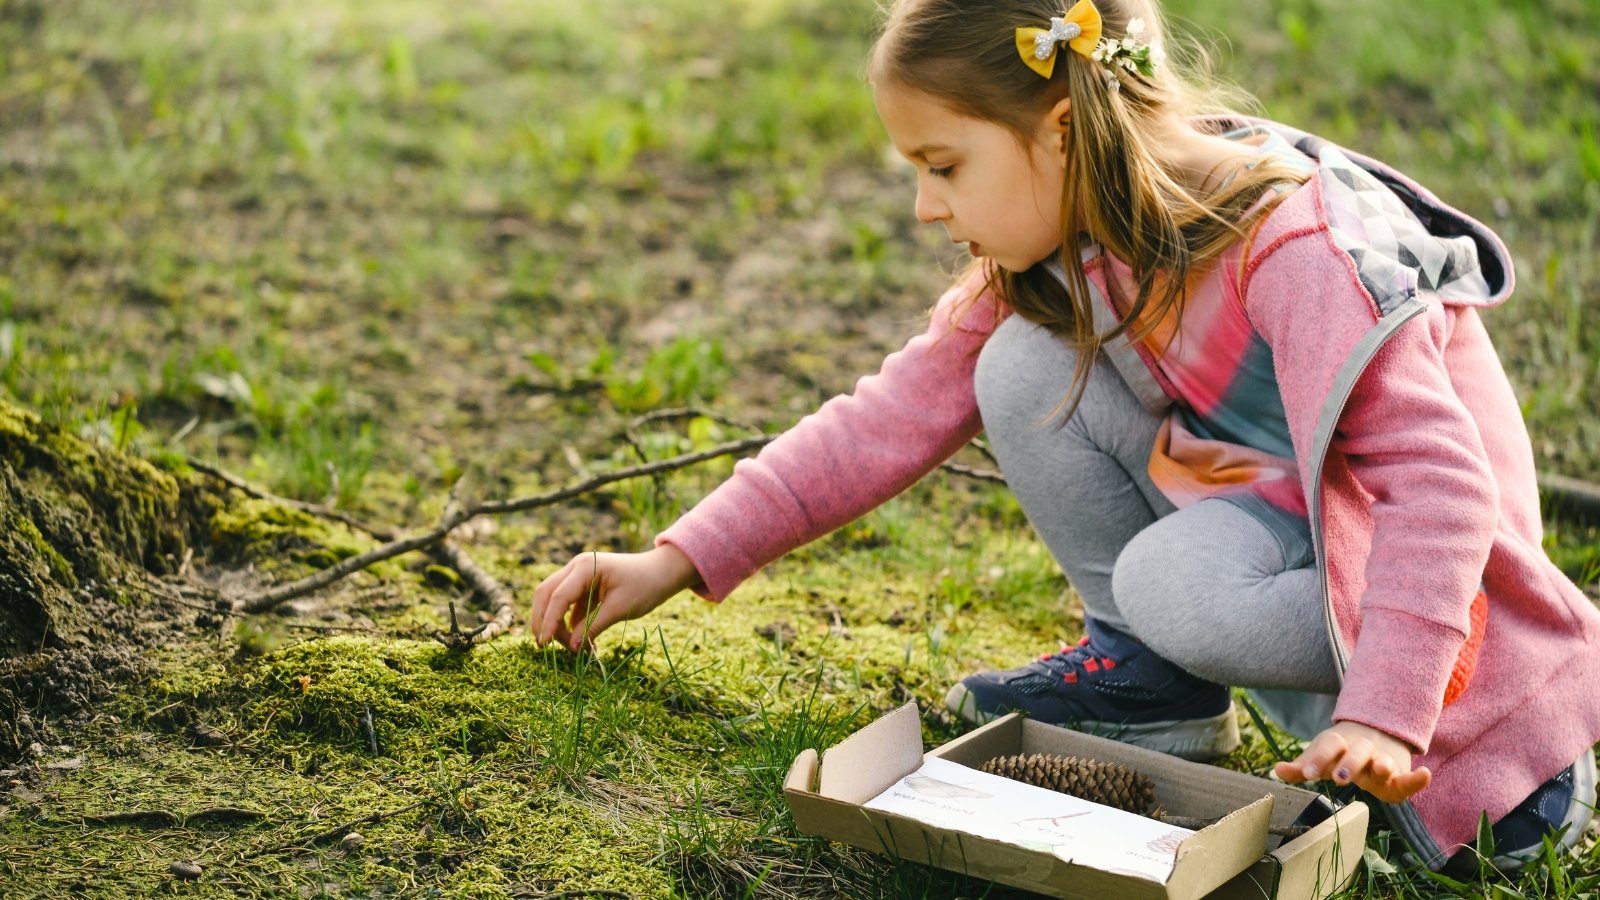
[{"xmin": 1088, "ymin": 16, "xmax": 1164, "ymax": 90}]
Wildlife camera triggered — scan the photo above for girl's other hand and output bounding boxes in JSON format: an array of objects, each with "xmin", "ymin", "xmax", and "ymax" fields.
[
  {"xmin": 529, "ymin": 545, "xmax": 701, "ymax": 652},
  {"xmin": 1273, "ymin": 721, "xmax": 1432, "ymax": 803}
]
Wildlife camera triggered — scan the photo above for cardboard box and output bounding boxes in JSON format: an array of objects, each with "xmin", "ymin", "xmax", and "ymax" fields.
[{"xmin": 784, "ymin": 703, "xmax": 1368, "ymax": 900}]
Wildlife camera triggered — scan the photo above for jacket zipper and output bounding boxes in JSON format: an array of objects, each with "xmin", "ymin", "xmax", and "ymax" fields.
[{"xmin": 1306, "ymin": 296, "xmax": 1429, "ymax": 679}]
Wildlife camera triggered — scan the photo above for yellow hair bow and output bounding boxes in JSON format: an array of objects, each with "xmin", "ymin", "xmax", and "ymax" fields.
[{"xmin": 1015, "ymin": 0, "xmax": 1103, "ymax": 79}]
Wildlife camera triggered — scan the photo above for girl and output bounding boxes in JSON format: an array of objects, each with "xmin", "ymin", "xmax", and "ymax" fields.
[{"xmin": 530, "ymin": 0, "xmax": 1600, "ymax": 873}]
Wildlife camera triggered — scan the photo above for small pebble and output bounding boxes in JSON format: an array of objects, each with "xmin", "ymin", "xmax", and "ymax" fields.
[
  {"xmin": 340, "ymin": 832, "xmax": 365, "ymax": 852},
  {"xmin": 170, "ymin": 860, "xmax": 202, "ymax": 880}
]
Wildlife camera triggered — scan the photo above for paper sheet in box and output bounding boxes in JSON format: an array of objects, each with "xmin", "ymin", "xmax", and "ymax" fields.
[{"xmin": 865, "ymin": 755, "xmax": 1194, "ymax": 882}]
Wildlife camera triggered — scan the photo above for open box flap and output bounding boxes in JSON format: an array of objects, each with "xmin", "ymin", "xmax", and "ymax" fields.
[
  {"xmin": 1205, "ymin": 801, "xmax": 1368, "ymax": 900},
  {"xmin": 816, "ymin": 702, "xmax": 924, "ymax": 804},
  {"xmin": 1165, "ymin": 795, "xmax": 1272, "ymax": 900},
  {"xmin": 1268, "ymin": 800, "xmax": 1368, "ymax": 900}
]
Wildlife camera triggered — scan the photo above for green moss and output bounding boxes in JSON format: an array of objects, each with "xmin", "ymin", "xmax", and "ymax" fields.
[
  {"xmin": 0, "ymin": 401, "xmax": 39, "ymax": 443},
  {"xmin": 208, "ymin": 497, "xmax": 382, "ymax": 576},
  {"xmin": 422, "ymin": 564, "xmax": 463, "ymax": 587},
  {"xmin": 0, "ymin": 396, "xmax": 194, "ymax": 653},
  {"xmin": 8, "ymin": 506, "xmax": 74, "ymax": 588}
]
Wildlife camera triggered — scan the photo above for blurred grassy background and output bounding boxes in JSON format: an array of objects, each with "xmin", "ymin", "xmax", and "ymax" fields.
[
  {"xmin": 0, "ymin": 0, "xmax": 1597, "ymax": 896},
  {"xmin": 2, "ymin": 0, "xmax": 1595, "ymax": 497}
]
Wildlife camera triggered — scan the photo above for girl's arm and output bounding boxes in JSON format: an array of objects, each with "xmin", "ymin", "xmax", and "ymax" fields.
[
  {"xmin": 656, "ymin": 275, "xmax": 1005, "ymax": 601},
  {"xmin": 533, "ymin": 275, "xmax": 1006, "ymax": 650},
  {"xmin": 1244, "ymin": 230, "xmax": 1498, "ymax": 796}
]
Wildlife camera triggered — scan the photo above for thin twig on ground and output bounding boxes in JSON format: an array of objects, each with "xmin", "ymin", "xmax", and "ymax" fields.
[
  {"xmin": 206, "ymin": 427, "xmax": 1008, "ymax": 626},
  {"xmin": 237, "ymin": 494, "xmax": 473, "ymax": 614},
  {"xmin": 629, "ymin": 410, "xmax": 1006, "ymax": 485},
  {"xmin": 191, "ymin": 461, "xmax": 516, "ymax": 648},
  {"xmin": 227, "ymin": 435, "xmax": 774, "ymax": 613},
  {"xmin": 631, "ymin": 406, "xmax": 757, "ymax": 434},
  {"xmin": 430, "ymin": 539, "xmax": 517, "ymax": 647},
  {"xmin": 432, "ymin": 600, "xmax": 489, "ymax": 652},
  {"xmin": 941, "ymin": 461, "xmax": 1005, "ymax": 484},
  {"xmin": 188, "ymin": 459, "xmax": 377, "ymax": 538},
  {"xmin": 472, "ymin": 435, "xmax": 774, "ymax": 517}
]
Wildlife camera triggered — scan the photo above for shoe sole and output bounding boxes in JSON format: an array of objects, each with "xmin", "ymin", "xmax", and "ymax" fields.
[{"xmin": 943, "ymin": 682, "xmax": 1241, "ymax": 762}]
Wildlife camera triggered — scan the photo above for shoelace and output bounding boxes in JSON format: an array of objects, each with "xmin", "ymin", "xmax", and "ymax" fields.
[{"xmin": 1036, "ymin": 634, "xmax": 1119, "ymax": 684}]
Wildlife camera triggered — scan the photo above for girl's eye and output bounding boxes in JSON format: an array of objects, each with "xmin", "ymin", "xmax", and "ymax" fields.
[{"xmin": 928, "ymin": 165, "xmax": 954, "ymax": 178}]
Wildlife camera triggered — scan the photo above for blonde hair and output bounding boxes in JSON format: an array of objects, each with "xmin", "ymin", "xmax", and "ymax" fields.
[{"xmin": 869, "ymin": 0, "xmax": 1307, "ymax": 418}]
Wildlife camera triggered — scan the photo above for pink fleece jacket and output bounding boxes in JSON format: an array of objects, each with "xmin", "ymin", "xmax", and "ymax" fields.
[{"xmin": 657, "ymin": 122, "xmax": 1600, "ymax": 858}]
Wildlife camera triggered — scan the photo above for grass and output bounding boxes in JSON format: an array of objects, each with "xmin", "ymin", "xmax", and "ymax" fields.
[{"xmin": 0, "ymin": 0, "xmax": 1597, "ymax": 896}]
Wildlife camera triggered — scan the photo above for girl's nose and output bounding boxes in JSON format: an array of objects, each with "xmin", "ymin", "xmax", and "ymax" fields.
[{"xmin": 915, "ymin": 184, "xmax": 947, "ymax": 224}]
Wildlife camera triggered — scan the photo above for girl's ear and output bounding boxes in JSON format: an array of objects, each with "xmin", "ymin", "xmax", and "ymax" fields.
[{"xmin": 1044, "ymin": 96, "xmax": 1073, "ymax": 157}]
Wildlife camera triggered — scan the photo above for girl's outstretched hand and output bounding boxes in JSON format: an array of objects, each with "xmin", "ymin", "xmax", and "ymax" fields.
[
  {"xmin": 529, "ymin": 545, "xmax": 701, "ymax": 652},
  {"xmin": 1273, "ymin": 721, "xmax": 1432, "ymax": 803}
]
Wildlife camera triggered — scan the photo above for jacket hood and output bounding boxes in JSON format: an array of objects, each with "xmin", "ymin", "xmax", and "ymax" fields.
[{"xmin": 1239, "ymin": 117, "xmax": 1515, "ymax": 312}]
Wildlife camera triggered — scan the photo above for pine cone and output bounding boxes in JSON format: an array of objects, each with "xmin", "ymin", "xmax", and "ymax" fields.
[{"xmin": 980, "ymin": 753, "xmax": 1155, "ymax": 815}]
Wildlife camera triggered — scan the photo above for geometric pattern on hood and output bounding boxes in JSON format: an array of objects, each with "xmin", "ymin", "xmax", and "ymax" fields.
[{"xmin": 1319, "ymin": 145, "xmax": 1494, "ymax": 314}]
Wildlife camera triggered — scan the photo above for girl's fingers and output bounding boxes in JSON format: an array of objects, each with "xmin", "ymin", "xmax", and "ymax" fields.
[
  {"xmin": 1271, "ymin": 736, "xmax": 1431, "ymax": 804},
  {"xmin": 569, "ymin": 591, "xmax": 625, "ymax": 650},
  {"xmin": 1366, "ymin": 766, "xmax": 1432, "ymax": 804},
  {"xmin": 1367, "ymin": 753, "xmax": 1396, "ymax": 782},
  {"xmin": 535, "ymin": 556, "xmax": 586, "ymax": 645},
  {"xmin": 1331, "ymin": 738, "xmax": 1374, "ymax": 787},
  {"xmin": 545, "ymin": 557, "xmax": 600, "ymax": 644},
  {"xmin": 1280, "ymin": 731, "xmax": 1349, "ymax": 783},
  {"xmin": 529, "ymin": 565, "xmax": 567, "ymax": 643},
  {"xmin": 528, "ymin": 561, "xmax": 565, "ymax": 644}
]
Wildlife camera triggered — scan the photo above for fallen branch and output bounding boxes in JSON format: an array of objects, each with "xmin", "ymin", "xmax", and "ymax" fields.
[
  {"xmin": 192, "ymin": 461, "xmax": 517, "ymax": 648},
  {"xmin": 228, "ymin": 435, "xmax": 773, "ymax": 616},
  {"xmin": 187, "ymin": 459, "xmax": 374, "ymax": 537},
  {"xmin": 630, "ymin": 406, "xmax": 757, "ymax": 434},
  {"xmin": 941, "ymin": 460, "xmax": 1005, "ymax": 484},
  {"xmin": 237, "ymin": 485, "xmax": 474, "ymax": 614},
  {"xmin": 626, "ymin": 410, "xmax": 1006, "ymax": 486},
  {"xmin": 209, "ymin": 428, "xmax": 1012, "ymax": 623},
  {"xmin": 1541, "ymin": 472, "xmax": 1600, "ymax": 526},
  {"xmin": 432, "ymin": 600, "xmax": 490, "ymax": 652},
  {"xmin": 431, "ymin": 540, "xmax": 517, "ymax": 648},
  {"xmin": 472, "ymin": 435, "xmax": 774, "ymax": 517}
]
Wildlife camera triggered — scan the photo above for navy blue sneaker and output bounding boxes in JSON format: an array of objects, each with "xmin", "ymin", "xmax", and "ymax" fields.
[{"xmin": 943, "ymin": 618, "xmax": 1240, "ymax": 760}]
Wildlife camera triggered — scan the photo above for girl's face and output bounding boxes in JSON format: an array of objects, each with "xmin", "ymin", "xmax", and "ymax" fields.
[{"xmin": 875, "ymin": 82, "xmax": 1068, "ymax": 272}]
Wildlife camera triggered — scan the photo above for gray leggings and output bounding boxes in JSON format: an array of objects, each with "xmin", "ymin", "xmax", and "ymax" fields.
[{"xmin": 974, "ymin": 316, "xmax": 1342, "ymax": 699}]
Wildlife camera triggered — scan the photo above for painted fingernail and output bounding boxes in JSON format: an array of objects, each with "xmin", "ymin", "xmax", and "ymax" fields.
[{"xmin": 1334, "ymin": 767, "xmax": 1351, "ymax": 782}]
